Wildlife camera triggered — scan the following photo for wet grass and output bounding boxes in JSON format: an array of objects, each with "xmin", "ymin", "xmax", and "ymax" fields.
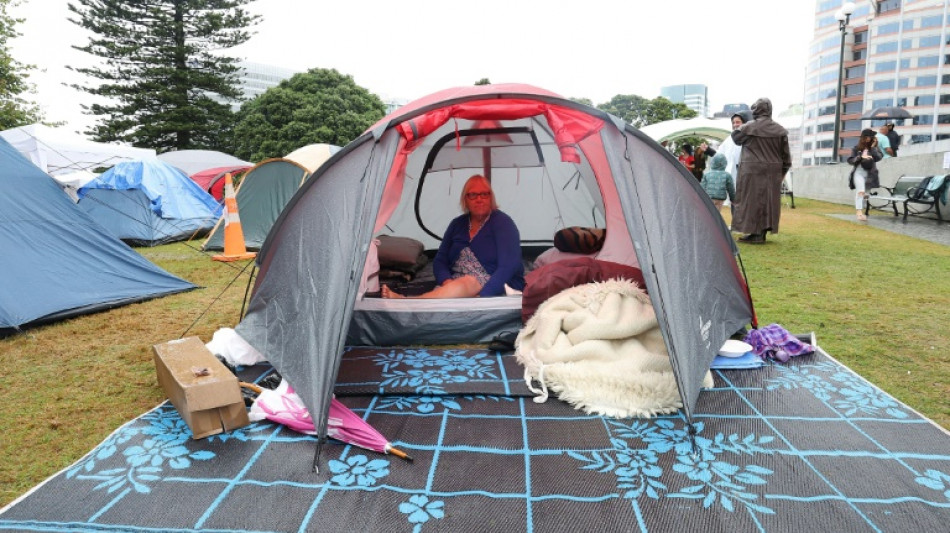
[{"xmin": 2, "ymin": 199, "xmax": 949, "ymax": 507}]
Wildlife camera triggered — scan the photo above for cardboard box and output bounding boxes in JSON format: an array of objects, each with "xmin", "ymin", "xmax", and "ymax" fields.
[{"xmin": 153, "ymin": 336, "xmax": 250, "ymax": 439}]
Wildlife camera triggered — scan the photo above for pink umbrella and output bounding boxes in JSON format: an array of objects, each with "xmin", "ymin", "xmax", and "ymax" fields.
[{"xmin": 244, "ymin": 380, "xmax": 412, "ymax": 461}]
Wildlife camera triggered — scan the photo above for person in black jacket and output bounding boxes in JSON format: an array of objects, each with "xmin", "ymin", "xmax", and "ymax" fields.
[
  {"xmin": 847, "ymin": 128, "xmax": 884, "ymax": 221},
  {"xmin": 885, "ymin": 123, "xmax": 901, "ymax": 157}
]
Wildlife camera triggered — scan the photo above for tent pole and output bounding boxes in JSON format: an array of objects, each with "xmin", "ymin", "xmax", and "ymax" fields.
[
  {"xmin": 735, "ymin": 254, "xmax": 758, "ymax": 329},
  {"xmin": 240, "ymin": 264, "xmax": 256, "ymax": 320}
]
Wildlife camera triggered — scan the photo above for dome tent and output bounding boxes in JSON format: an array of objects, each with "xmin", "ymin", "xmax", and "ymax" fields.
[
  {"xmin": 234, "ymin": 83, "xmax": 756, "ymax": 466},
  {"xmin": 190, "ymin": 165, "xmax": 252, "ymax": 202},
  {"xmin": 78, "ymin": 160, "xmax": 222, "ymax": 246},
  {"xmin": 202, "ymin": 144, "xmax": 338, "ymax": 252},
  {"xmin": 200, "ymin": 158, "xmax": 310, "ymax": 252}
]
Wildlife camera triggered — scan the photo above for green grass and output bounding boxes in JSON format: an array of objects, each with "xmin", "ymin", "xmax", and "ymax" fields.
[{"xmin": 2, "ymin": 199, "xmax": 949, "ymax": 507}]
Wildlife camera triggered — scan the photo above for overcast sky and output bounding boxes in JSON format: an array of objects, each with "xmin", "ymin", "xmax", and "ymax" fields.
[{"xmin": 11, "ymin": 0, "xmax": 817, "ymax": 135}]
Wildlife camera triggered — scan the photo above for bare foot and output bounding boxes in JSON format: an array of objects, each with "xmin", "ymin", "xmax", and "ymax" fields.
[{"xmin": 381, "ymin": 285, "xmax": 406, "ymax": 299}]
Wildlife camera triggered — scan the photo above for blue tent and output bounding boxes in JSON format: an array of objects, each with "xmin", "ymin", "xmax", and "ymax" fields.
[
  {"xmin": 0, "ymin": 137, "xmax": 196, "ymax": 335},
  {"xmin": 79, "ymin": 160, "xmax": 223, "ymax": 246}
]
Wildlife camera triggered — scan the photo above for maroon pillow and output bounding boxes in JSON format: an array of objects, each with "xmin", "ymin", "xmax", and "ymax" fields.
[{"xmin": 521, "ymin": 257, "xmax": 647, "ymax": 323}]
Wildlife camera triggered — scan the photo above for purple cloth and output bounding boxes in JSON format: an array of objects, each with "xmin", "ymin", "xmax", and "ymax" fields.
[{"xmin": 743, "ymin": 324, "xmax": 814, "ymax": 363}]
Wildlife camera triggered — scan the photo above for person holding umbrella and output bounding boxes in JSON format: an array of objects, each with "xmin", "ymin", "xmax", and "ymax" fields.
[
  {"xmin": 847, "ymin": 129, "xmax": 884, "ymax": 221},
  {"xmin": 885, "ymin": 123, "xmax": 901, "ymax": 157},
  {"xmin": 876, "ymin": 124, "xmax": 893, "ymax": 158}
]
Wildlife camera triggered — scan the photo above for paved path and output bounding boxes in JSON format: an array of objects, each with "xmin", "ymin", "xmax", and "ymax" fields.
[{"xmin": 828, "ymin": 211, "xmax": 949, "ymax": 247}]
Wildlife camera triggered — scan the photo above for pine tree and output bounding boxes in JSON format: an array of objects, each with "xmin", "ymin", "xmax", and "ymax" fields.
[
  {"xmin": 0, "ymin": 0, "xmax": 44, "ymax": 129},
  {"xmin": 68, "ymin": 0, "xmax": 258, "ymax": 151}
]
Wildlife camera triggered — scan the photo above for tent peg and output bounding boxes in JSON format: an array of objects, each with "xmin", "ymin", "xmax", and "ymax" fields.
[
  {"xmin": 687, "ymin": 423, "xmax": 700, "ymax": 459},
  {"xmin": 311, "ymin": 436, "xmax": 325, "ymax": 474}
]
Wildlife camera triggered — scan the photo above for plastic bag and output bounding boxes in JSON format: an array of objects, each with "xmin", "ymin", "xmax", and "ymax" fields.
[{"xmin": 205, "ymin": 327, "xmax": 267, "ymax": 367}]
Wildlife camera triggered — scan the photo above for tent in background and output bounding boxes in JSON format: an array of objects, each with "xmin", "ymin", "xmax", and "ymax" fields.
[
  {"xmin": 284, "ymin": 143, "xmax": 341, "ymax": 174},
  {"xmin": 0, "ymin": 123, "xmax": 156, "ymax": 176},
  {"xmin": 158, "ymin": 149, "xmax": 252, "ymax": 176},
  {"xmin": 234, "ymin": 83, "xmax": 756, "ymax": 466},
  {"xmin": 190, "ymin": 165, "xmax": 252, "ymax": 202},
  {"xmin": 52, "ymin": 170, "xmax": 98, "ymax": 201},
  {"xmin": 639, "ymin": 117, "xmax": 733, "ymax": 143},
  {"xmin": 0, "ymin": 137, "xmax": 194, "ymax": 335},
  {"xmin": 78, "ymin": 160, "xmax": 222, "ymax": 246},
  {"xmin": 201, "ymin": 155, "xmax": 318, "ymax": 252}
]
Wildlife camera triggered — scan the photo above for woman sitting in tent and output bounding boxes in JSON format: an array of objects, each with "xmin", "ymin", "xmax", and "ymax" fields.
[{"xmin": 382, "ymin": 174, "xmax": 525, "ymax": 299}]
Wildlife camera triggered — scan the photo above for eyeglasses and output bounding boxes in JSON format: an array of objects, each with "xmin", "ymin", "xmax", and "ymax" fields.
[{"xmin": 466, "ymin": 191, "xmax": 491, "ymax": 200}]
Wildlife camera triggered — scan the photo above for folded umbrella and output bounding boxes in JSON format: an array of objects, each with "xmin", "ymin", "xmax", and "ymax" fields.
[{"xmin": 244, "ymin": 380, "xmax": 412, "ymax": 461}]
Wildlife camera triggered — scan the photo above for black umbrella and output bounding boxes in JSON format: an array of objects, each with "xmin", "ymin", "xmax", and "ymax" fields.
[{"xmin": 861, "ymin": 106, "xmax": 912, "ymax": 120}]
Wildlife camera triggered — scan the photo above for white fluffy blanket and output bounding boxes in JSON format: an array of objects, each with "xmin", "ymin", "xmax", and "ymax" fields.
[{"xmin": 515, "ymin": 279, "xmax": 713, "ymax": 418}]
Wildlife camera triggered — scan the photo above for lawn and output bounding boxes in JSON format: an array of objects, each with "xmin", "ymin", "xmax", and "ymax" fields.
[{"xmin": 2, "ymin": 198, "xmax": 949, "ymax": 508}]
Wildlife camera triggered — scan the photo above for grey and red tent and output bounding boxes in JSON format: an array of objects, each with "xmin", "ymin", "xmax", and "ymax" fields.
[{"xmin": 235, "ymin": 83, "xmax": 756, "ymax": 465}]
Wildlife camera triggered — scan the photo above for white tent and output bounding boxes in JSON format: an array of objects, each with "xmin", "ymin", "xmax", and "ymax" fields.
[
  {"xmin": 53, "ymin": 170, "xmax": 97, "ymax": 202},
  {"xmin": 0, "ymin": 124, "xmax": 156, "ymax": 176},
  {"xmin": 157, "ymin": 149, "xmax": 251, "ymax": 175},
  {"xmin": 638, "ymin": 117, "xmax": 733, "ymax": 143}
]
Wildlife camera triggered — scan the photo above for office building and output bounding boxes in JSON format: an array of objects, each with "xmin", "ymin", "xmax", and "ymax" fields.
[
  {"xmin": 801, "ymin": 0, "xmax": 950, "ymax": 166},
  {"xmin": 229, "ymin": 62, "xmax": 405, "ymax": 115},
  {"xmin": 660, "ymin": 84, "xmax": 710, "ymax": 118}
]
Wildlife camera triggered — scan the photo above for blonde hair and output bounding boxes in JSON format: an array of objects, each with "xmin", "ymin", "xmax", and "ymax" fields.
[{"xmin": 459, "ymin": 174, "xmax": 498, "ymax": 213}]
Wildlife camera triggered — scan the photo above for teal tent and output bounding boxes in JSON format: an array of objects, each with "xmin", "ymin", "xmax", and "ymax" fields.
[{"xmin": 202, "ymin": 158, "xmax": 311, "ymax": 251}]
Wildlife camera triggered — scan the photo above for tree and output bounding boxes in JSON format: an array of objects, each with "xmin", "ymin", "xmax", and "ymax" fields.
[
  {"xmin": 569, "ymin": 97, "xmax": 594, "ymax": 107},
  {"xmin": 67, "ymin": 0, "xmax": 259, "ymax": 151},
  {"xmin": 231, "ymin": 68, "xmax": 386, "ymax": 162},
  {"xmin": 597, "ymin": 95, "xmax": 696, "ymax": 128},
  {"xmin": 0, "ymin": 0, "xmax": 44, "ymax": 129},
  {"xmin": 474, "ymin": 78, "xmax": 491, "ymax": 86}
]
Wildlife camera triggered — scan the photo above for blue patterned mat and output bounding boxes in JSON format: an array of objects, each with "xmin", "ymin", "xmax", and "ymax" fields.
[{"xmin": 3, "ymin": 346, "xmax": 950, "ymax": 532}]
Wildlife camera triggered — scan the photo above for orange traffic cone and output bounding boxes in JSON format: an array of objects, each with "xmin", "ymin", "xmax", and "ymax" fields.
[{"xmin": 212, "ymin": 173, "xmax": 257, "ymax": 262}]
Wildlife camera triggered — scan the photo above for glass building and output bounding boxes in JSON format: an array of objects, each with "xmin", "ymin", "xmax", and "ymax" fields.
[
  {"xmin": 229, "ymin": 62, "xmax": 405, "ymax": 115},
  {"xmin": 237, "ymin": 61, "xmax": 300, "ymax": 101},
  {"xmin": 660, "ymin": 84, "xmax": 710, "ymax": 118},
  {"xmin": 802, "ymin": 0, "xmax": 950, "ymax": 165}
]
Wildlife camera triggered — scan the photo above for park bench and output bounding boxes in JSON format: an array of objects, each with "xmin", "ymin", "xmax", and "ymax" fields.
[{"xmin": 864, "ymin": 174, "xmax": 948, "ymax": 222}]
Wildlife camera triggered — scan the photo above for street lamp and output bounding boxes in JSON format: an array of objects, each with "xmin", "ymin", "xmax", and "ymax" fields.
[{"xmin": 831, "ymin": 1, "xmax": 856, "ymax": 163}]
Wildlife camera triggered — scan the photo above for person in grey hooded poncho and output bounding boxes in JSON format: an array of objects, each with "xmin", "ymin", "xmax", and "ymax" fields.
[{"xmin": 730, "ymin": 98, "xmax": 791, "ymax": 244}]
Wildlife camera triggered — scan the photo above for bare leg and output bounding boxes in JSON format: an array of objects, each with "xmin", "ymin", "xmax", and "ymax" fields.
[
  {"xmin": 381, "ymin": 285, "xmax": 405, "ymax": 299},
  {"xmin": 382, "ymin": 276, "xmax": 482, "ymax": 299}
]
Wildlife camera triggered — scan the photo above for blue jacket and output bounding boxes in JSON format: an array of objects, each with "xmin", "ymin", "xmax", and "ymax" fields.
[{"xmin": 433, "ymin": 209, "xmax": 525, "ymax": 296}]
